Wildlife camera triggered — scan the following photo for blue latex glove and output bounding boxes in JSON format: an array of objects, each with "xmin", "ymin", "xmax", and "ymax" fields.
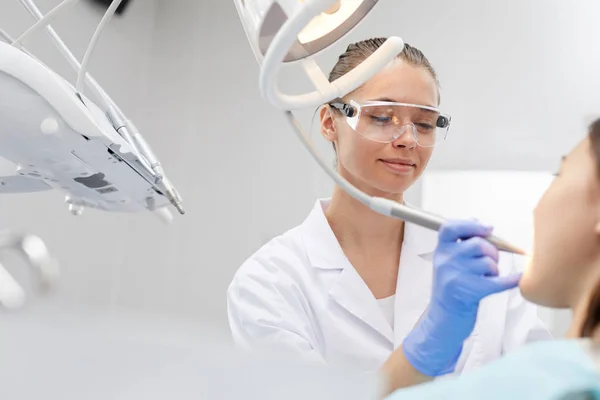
[{"xmin": 402, "ymin": 220, "xmax": 522, "ymax": 377}]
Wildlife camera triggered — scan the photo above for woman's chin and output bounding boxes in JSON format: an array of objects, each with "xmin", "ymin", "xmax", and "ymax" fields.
[
  {"xmin": 518, "ymin": 272, "xmax": 535, "ymax": 302},
  {"xmin": 375, "ymin": 181, "xmax": 413, "ymax": 197},
  {"xmin": 518, "ymin": 258, "xmax": 545, "ymax": 305},
  {"xmin": 519, "ymin": 269, "xmax": 567, "ymax": 308}
]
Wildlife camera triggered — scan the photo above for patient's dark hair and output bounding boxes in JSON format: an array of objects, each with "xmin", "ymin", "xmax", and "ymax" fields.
[{"xmin": 579, "ymin": 118, "xmax": 600, "ymax": 337}]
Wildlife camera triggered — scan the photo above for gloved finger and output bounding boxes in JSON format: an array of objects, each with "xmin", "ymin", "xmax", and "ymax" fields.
[
  {"xmin": 438, "ymin": 220, "xmax": 493, "ymax": 243},
  {"xmin": 479, "ymin": 273, "xmax": 522, "ymax": 297},
  {"xmin": 459, "ymin": 237, "xmax": 500, "ymax": 262},
  {"xmin": 462, "ymin": 256, "xmax": 499, "ymax": 276}
]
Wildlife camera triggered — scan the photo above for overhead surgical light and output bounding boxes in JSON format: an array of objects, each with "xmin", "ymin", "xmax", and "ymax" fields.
[
  {"xmin": 235, "ymin": 0, "xmax": 526, "ymax": 255},
  {"xmin": 234, "ymin": 0, "xmax": 404, "ymax": 110},
  {"xmin": 241, "ymin": 0, "xmax": 377, "ymax": 60}
]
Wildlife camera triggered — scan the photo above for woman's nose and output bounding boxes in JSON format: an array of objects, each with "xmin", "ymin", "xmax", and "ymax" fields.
[{"xmin": 391, "ymin": 124, "xmax": 418, "ymax": 149}]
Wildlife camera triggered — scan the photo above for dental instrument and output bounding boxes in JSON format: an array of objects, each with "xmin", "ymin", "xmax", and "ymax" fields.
[
  {"xmin": 235, "ymin": 0, "xmax": 525, "ymax": 255},
  {"xmin": 0, "ymin": 0, "xmax": 184, "ymax": 220}
]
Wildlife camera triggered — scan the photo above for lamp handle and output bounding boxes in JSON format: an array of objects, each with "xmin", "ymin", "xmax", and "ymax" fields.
[{"xmin": 259, "ymin": 0, "xmax": 404, "ymax": 109}]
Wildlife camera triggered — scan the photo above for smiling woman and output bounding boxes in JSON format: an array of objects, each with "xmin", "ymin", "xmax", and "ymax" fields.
[
  {"xmin": 227, "ymin": 37, "xmax": 550, "ymax": 384},
  {"xmin": 320, "ymin": 45, "xmax": 440, "ymax": 197}
]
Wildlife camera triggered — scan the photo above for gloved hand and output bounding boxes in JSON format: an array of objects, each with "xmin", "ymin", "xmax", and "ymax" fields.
[{"xmin": 402, "ymin": 220, "xmax": 522, "ymax": 377}]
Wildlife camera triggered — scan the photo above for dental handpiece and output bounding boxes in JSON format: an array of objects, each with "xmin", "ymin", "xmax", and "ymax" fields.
[{"xmin": 370, "ymin": 198, "xmax": 527, "ymax": 256}]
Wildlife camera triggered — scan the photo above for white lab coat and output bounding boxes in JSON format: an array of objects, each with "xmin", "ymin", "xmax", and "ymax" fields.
[{"xmin": 227, "ymin": 199, "xmax": 552, "ymax": 374}]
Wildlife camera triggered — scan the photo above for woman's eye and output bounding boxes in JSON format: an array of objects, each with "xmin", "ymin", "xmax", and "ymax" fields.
[
  {"xmin": 416, "ymin": 122, "xmax": 434, "ymax": 131},
  {"xmin": 370, "ymin": 115, "xmax": 392, "ymax": 124}
]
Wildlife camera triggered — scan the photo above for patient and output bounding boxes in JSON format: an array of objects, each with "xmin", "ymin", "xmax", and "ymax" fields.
[{"xmin": 387, "ymin": 118, "xmax": 600, "ymax": 399}]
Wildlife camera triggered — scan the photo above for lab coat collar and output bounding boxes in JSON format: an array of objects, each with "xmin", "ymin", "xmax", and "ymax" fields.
[
  {"xmin": 301, "ymin": 198, "xmax": 394, "ymax": 342},
  {"xmin": 300, "ymin": 199, "xmax": 437, "ymax": 269},
  {"xmin": 329, "ymin": 265, "xmax": 395, "ymax": 343},
  {"xmin": 300, "ymin": 198, "xmax": 440, "ymax": 345},
  {"xmin": 300, "ymin": 198, "xmax": 349, "ymax": 271},
  {"xmin": 401, "ymin": 201, "xmax": 439, "ymax": 257}
]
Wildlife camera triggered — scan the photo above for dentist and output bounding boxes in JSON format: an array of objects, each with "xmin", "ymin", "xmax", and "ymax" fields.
[{"xmin": 227, "ymin": 38, "xmax": 551, "ymax": 379}]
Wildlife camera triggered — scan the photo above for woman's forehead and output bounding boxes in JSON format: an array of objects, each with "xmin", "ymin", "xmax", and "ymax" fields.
[{"xmin": 353, "ymin": 61, "xmax": 438, "ymax": 107}]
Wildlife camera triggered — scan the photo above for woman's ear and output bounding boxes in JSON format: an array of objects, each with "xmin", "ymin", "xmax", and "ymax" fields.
[{"xmin": 320, "ymin": 106, "xmax": 338, "ymax": 143}]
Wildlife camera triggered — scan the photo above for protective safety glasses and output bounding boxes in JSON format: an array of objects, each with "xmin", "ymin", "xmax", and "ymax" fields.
[{"xmin": 328, "ymin": 100, "xmax": 452, "ymax": 147}]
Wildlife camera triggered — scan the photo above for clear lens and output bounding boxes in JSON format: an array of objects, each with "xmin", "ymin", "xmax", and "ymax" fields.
[{"xmin": 353, "ymin": 103, "xmax": 450, "ymax": 147}]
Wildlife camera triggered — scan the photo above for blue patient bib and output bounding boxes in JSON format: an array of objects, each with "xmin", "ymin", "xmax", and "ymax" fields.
[{"xmin": 387, "ymin": 340, "xmax": 600, "ymax": 400}]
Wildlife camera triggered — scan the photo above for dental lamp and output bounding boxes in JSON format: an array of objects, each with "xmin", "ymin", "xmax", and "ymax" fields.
[
  {"xmin": 235, "ymin": 0, "xmax": 403, "ymax": 110},
  {"xmin": 0, "ymin": 0, "xmax": 184, "ymax": 222},
  {"xmin": 235, "ymin": 0, "xmax": 526, "ymax": 255}
]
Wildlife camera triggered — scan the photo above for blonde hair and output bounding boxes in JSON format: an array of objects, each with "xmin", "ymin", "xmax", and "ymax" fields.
[{"xmin": 328, "ymin": 37, "xmax": 440, "ymax": 97}]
